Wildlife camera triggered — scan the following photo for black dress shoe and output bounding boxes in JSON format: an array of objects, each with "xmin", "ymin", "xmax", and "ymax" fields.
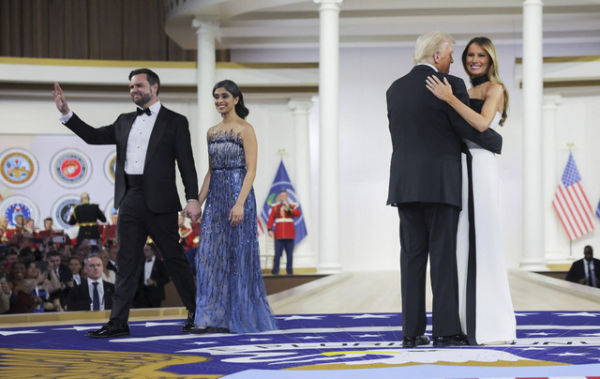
[
  {"xmin": 433, "ymin": 334, "xmax": 468, "ymax": 347},
  {"xmin": 181, "ymin": 311, "xmax": 195, "ymax": 332},
  {"xmin": 188, "ymin": 327, "xmax": 209, "ymax": 334},
  {"xmin": 86, "ymin": 322, "xmax": 130, "ymax": 339},
  {"xmin": 402, "ymin": 335, "xmax": 430, "ymax": 348},
  {"xmin": 188, "ymin": 326, "xmax": 230, "ymax": 334}
]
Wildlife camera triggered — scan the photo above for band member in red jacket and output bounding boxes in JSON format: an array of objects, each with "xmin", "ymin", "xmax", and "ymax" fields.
[{"xmin": 267, "ymin": 190, "xmax": 301, "ymax": 274}]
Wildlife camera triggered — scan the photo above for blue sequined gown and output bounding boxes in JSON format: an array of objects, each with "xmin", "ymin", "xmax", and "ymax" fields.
[{"xmin": 194, "ymin": 130, "xmax": 277, "ymax": 333}]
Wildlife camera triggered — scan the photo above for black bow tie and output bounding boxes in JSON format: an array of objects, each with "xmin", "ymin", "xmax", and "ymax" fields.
[{"xmin": 136, "ymin": 107, "xmax": 151, "ymax": 116}]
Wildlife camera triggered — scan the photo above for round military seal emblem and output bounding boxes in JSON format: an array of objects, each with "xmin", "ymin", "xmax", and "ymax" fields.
[
  {"xmin": 50, "ymin": 149, "xmax": 91, "ymax": 187},
  {"xmin": 0, "ymin": 148, "xmax": 38, "ymax": 188},
  {"xmin": 0, "ymin": 195, "xmax": 39, "ymax": 227},
  {"xmin": 51, "ymin": 195, "xmax": 80, "ymax": 230},
  {"xmin": 104, "ymin": 151, "xmax": 117, "ymax": 184}
]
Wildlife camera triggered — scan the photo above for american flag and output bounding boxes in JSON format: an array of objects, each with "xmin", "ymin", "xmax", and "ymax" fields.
[
  {"xmin": 552, "ymin": 153, "xmax": 595, "ymax": 241},
  {"xmin": 596, "ymin": 199, "xmax": 600, "ymax": 220}
]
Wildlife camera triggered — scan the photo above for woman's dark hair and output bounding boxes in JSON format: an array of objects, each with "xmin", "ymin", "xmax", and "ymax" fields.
[{"xmin": 213, "ymin": 80, "xmax": 249, "ymax": 119}]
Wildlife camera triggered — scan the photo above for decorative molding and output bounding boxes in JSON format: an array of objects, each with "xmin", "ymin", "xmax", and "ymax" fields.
[{"xmin": 515, "ymin": 55, "xmax": 600, "ymax": 64}]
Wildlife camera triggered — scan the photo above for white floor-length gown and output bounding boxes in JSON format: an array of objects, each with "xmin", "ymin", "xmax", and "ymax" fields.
[{"xmin": 456, "ymin": 111, "xmax": 517, "ymax": 345}]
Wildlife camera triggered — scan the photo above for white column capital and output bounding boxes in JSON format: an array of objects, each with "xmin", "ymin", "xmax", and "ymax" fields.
[
  {"xmin": 192, "ymin": 18, "xmax": 219, "ymax": 32},
  {"xmin": 542, "ymin": 94, "xmax": 562, "ymax": 109},
  {"xmin": 314, "ymin": 0, "xmax": 343, "ymax": 11}
]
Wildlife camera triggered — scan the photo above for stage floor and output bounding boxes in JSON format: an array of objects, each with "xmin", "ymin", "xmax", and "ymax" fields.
[{"xmin": 1, "ymin": 270, "xmax": 599, "ymax": 378}]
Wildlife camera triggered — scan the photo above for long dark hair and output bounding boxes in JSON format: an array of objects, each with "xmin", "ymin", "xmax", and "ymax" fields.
[{"xmin": 212, "ymin": 80, "xmax": 249, "ymax": 119}]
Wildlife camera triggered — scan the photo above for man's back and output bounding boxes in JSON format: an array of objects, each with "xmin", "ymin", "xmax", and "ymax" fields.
[{"xmin": 387, "ymin": 65, "xmax": 466, "ymax": 208}]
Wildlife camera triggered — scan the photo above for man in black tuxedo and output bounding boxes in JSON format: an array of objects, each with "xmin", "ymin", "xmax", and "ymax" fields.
[
  {"xmin": 566, "ymin": 245, "xmax": 600, "ymax": 288},
  {"xmin": 65, "ymin": 254, "xmax": 115, "ymax": 311},
  {"xmin": 386, "ymin": 32, "xmax": 503, "ymax": 348},
  {"xmin": 134, "ymin": 243, "xmax": 170, "ymax": 308},
  {"xmin": 53, "ymin": 68, "xmax": 202, "ymax": 338}
]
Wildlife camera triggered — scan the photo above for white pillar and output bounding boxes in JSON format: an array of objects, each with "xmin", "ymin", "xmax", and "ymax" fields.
[
  {"xmin": 542, "ymin": 95, "xmax": 562, "ymax": 261},
  {"xmin": 315, "ymin": 0, "xmax": 342, "ymax": 273},
  {"xmin": 520, "ymin": 0, "xmax": 546, "ymax": 270},
  {"xmin": 193, "ymin": 18, "xmax": 218, "ymax": 177},
  {"xmin": 288, "ymin": 98, "xmax": 316, "ymax": 268}
]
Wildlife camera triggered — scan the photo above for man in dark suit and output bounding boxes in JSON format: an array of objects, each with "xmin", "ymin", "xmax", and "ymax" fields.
[
  {"xmin": 46, "ymin": 250, "xmax": 72, "ymax": 285},
  {"xmin": 53, "ymin": 68, "xmax": 202, "ymax": 338},
  {"xmin": 68, "ymin": 192, "xmax": 107, "ymax": 242},
  {"xmin": 566, "ymin": 245, "xmax": 600, "ymax": 288},
  {"xmin": 134, "ymin": 243, "xmax": 170, "ymax": 308},
  {"xmin": 65, "ymin": 254, "xmax": 115, "ymax": 311},
  {"xmin": 386, "ymin": 32, "xmax": 503, "ymax": 348}
]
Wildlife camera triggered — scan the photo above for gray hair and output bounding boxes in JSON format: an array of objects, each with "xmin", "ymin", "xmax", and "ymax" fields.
[{"xmin": 413, "ymin": 32, "xmax": 455, "ymax": 64}]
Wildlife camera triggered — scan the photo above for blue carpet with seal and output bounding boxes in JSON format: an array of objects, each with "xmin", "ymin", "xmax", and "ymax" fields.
[{"xmin": 1, "ymin": 311, "xmax": 600, "ymax": 378}]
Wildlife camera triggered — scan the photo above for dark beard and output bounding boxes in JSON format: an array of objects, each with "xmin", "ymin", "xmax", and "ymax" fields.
[{"xmin": 133, "ymin": 92, "xmax": 152, "ymax": 107}]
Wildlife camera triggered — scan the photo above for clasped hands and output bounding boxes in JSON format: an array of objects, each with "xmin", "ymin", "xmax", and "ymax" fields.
[{"xmin": 183, "ymin": 200, "xmax": 202, "ymax": 222}]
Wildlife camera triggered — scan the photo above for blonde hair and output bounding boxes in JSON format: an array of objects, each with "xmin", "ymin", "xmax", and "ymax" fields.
[
  {"xmin": 413, "ymin": 32, "xmax": 454, "ymax": 64},
  {"xmin": 462, "ymin": 37, "xmax": 509, "ymax": 126}
]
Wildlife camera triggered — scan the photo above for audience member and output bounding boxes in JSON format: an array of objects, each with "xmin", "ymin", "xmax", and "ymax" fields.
[
  {"xmin": 134, "ymin": 243, "xmax": 170, "ymax": 308},
  {"xmin": 0, "ymin": 216, "xmax": 9, "ymax": 243},
  {"xmin": 14, "ymin": 214, "xmax": 26, "ymax": 232},
  {"xmin": 43, "ymin": 217, "xmax": 55, "ymax": 231},
  {"xmin": 25, "ymin": 218, "xmax": 37, "ymax": 233},
  {"xmin": 65, "ymin": 254, "xmax": 114, "ymax": 311},
  {"xmin": 0, "ymin": 256, "xmax": 8, "ymax": 281},
  {"xmin": 0, "ymin": 279, "xmax": 11, "ymax": 314},
  {"xmin": 566, "ymin": 245, "xmax": 600, "ymax": 288},
  {"xmin": 67, "ymin": 257, "xmax": 83, "ymax": 286},
  {"xmin": 26, "ymin": 261, "xmax": 61, "ymax": 312},
  {"xmin": 47, "ymin": 251, "xmax": 72, "ymax": 285},
  {"xmin": 8, "ymin": 262, "xmax": 37, "ymax": 313},
  {"xmin": 107, "ymin": 245, "xmax": 118, "ymax": 272},
  {"xmin": 98, "ymin": 250, "xmax": 116, "ymax": 284}
]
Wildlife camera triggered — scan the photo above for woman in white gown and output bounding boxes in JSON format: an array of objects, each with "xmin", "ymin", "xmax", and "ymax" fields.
[{"xmin": 426, "ymin": 37, "xmax": 516, "ymax": 345}]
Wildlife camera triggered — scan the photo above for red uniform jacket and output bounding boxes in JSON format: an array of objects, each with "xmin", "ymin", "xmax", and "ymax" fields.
[{"xmin": 267, "ymin": 202, "xmax": 301, "ymax": 240}]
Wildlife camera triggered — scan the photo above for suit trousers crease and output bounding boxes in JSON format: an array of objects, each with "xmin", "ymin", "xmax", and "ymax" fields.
[
  {"xmin": 398, "ymin": 204, "xmax": 462, "ymax": 338},
  {"xmin": 111, "ymin": 188, "xmax": 196, "ymax": 326}
]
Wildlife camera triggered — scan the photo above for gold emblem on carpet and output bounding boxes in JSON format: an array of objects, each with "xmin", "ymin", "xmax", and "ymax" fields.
[{"xmin": 0, "ymin": 348, "xmax": 219, "ymax": 378}]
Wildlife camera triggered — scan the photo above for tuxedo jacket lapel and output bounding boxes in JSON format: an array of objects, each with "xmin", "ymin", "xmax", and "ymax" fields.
[
  {"xmin": 118, "ymin": 113, "xmax": 137, "ymax": 166},
  {"xmin": 144, "ymin": 106, "xmax": 168, "ymax": 169}
]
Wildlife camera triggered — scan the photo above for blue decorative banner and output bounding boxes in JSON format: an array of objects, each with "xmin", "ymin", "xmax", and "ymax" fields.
[
  {"xmin": 260, "ymin": 160, "xmax": 307, "ymax": 244},
  {"xmin": 0, "ymin": 195, "xmax": 39, "ymax": 227}
]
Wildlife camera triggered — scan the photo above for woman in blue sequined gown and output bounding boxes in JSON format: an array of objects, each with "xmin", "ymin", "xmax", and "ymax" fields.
[
  {"xmin": 192, "ymin": 80, "xmax": 276, "ymax": 334},
  {"xmin": 426, "ymin": 37, "xmax": 516, "ymax": 345}
]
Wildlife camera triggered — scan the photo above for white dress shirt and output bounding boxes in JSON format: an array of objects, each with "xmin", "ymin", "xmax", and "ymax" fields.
[
  {"xmin": 72, "ymin": 273, "xmax": 81, "ymax": 286},
  {"xmin": 144, "ymin": 256, "xmax": 155, "ymax": 285},
  {"xmin": 125, "ymin": 101, "xmax": 161, "ymax": 174},
  {"xmin": 87, "ymin": 277, "xmax": 105, "ymax": 311}
]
